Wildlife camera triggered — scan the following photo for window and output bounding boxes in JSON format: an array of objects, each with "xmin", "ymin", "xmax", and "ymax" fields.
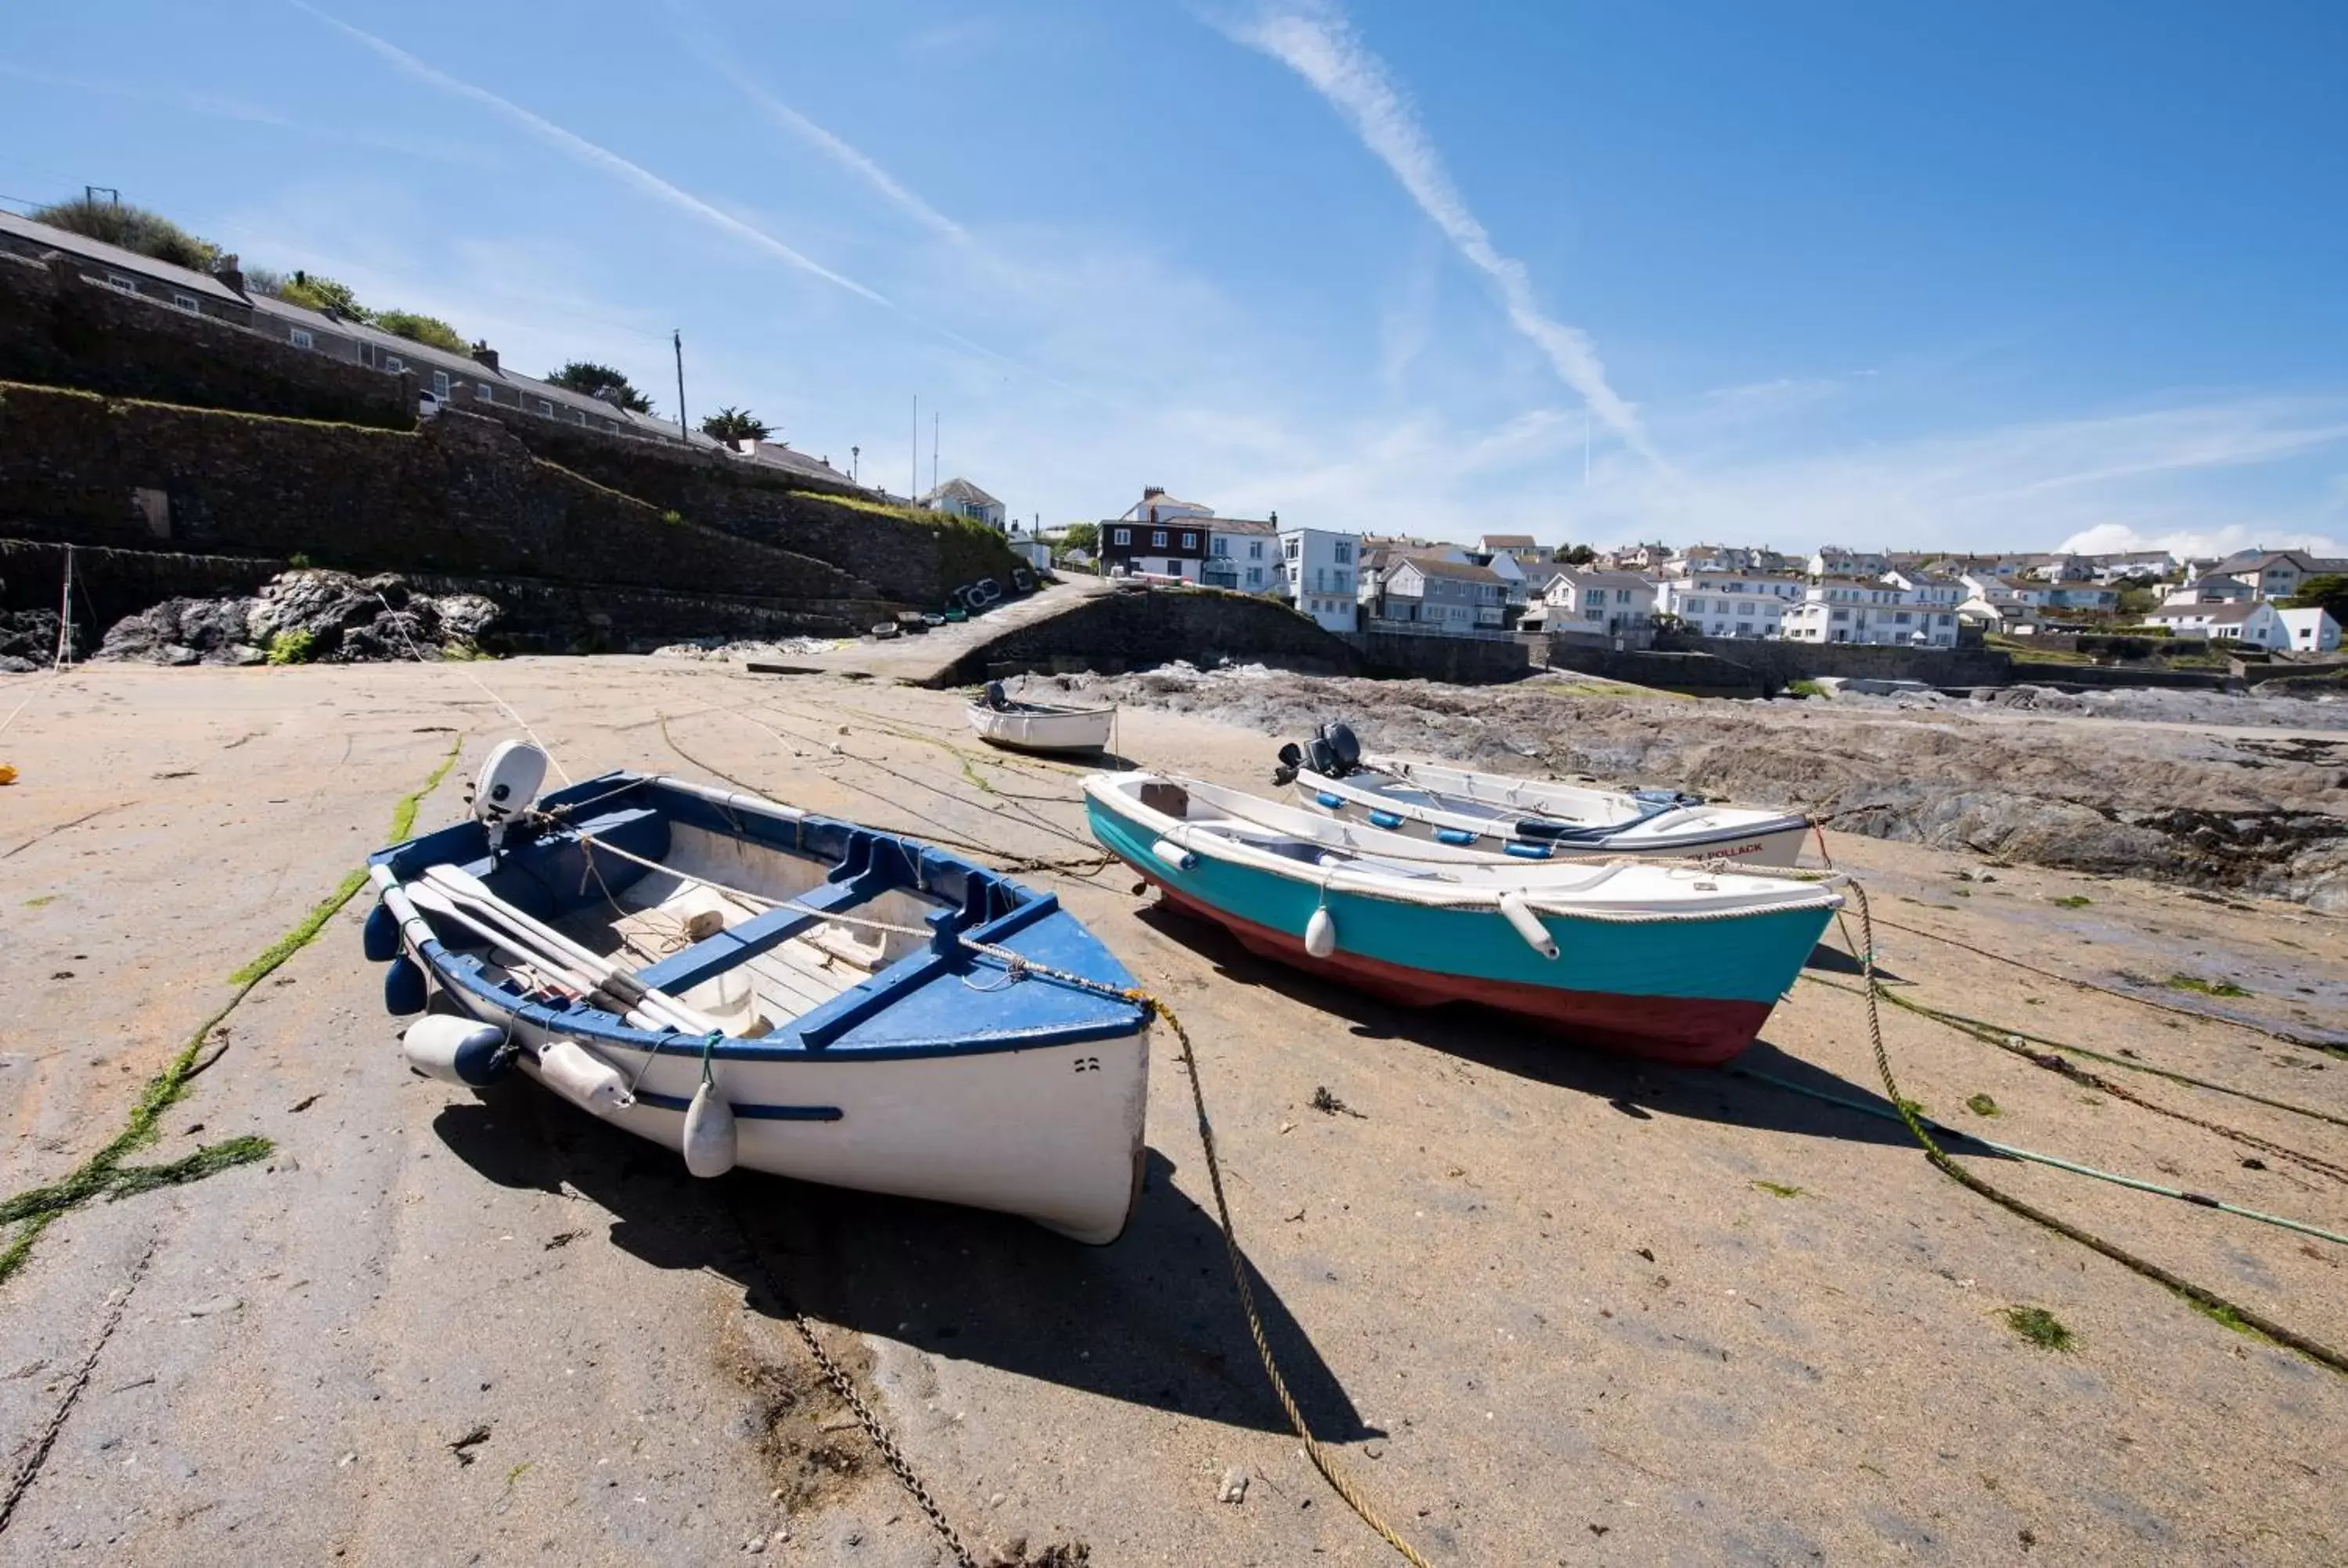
[
  {"xmin": 385, "ymin": 355, "xmax": 405, "ymax": 373},
  {"xmin": 1736, "ymin": 622, "xmax": 1752, "ymax": 636},
  {"xmin": 1248, "ymin": 541, "xmax": 1263, "ymax": 559},
  {"xmin": 477, "ymin": 383, "xmax": 497, "ymax": 401},
  {"xmin": 1831, "ymin": 608, "xmax": 1849, "ymax": 621},
  {"xmin": 1247, "ymin": 567, "xmax": 1262, "ymax": 586},
  {"xmin": 107, "ymin": 273, "xmax": 135, "ymax": 293},
  {"xmin": 1584, "ymin": 608, "xmax": 1603, "ymax": 622},
  {"xmin": 536, "ymin": 399, "xmax": 553, "ymax": 416},
  {"xmin": 1894, "ymin": 611, "xmax": 1912, "ymax": 624},
  {"xmin": 1112, "ymin": 528, "xmax": 1130, "ymax": 546},
  {"xmin": 432, "ymin": 371, "xmax": 450, "ymax": 400},
  {"xmin": 1151, "ymin": 530, "xmax": 1168, "ymax": 548},
  {"xmin": 1684, "ymin": 598, "xmax": 1706, "ymax": 614},
  {"xmin": 173, "ymin": 293, "xmax": 199, "ymax": 312},
  {"xmin": 1212, "ymin": 538, "xmax": 1230, "ymax": 557},
  {"xmin": 290, "ymin": 328, "xmax": 314, "ymax": 351},
  {"xmin": 1334, "ymin": 541, "xmax": 1353, "ymax": 564},
  {"xmin": 1284, "ymin": 538, "xmax": 1300, "ymax": 559},
  {"xmin": 1180, "ymin": 531, "xmax": 1197, "ymax": 549}
]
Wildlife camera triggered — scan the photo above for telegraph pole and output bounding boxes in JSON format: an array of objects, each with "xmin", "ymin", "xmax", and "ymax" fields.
[
  {"xmin": 910, "ymin": 395, "xmax": 919, "ymax": 502},
  {"xmin": 672, "ymin": 330, "xmax": 688, "ymax": 441}
]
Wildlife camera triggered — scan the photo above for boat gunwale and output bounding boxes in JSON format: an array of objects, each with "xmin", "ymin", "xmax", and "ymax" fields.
[
  {"xmin": 369, "ymin": 771, "xmax": 1150, "ymax": 1063},
  {"xmin": 1309, "ymin": 760, "xmax": 1810, "ymax": 845},
  {"xmin": 1084, "ymin": 773, "xmax": 1842, "ymax": 921}
]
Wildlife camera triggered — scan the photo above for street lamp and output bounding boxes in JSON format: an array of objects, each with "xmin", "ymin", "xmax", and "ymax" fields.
[{"xmin": 851, "ymin": 445, "xmax": 859, "ymax": 484}]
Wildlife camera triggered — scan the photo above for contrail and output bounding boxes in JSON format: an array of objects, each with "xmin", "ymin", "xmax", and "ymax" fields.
[
  {"xmin": 1219, "ymin": 1, "xmax": 1666, "ymax": 469},
  {"xmin": 697, "ymin": 52, "xmax": 969, "ymax": 245},
  {"xmin": 293, "ymin": 3, "xmax": 888, "ymax": 305}
]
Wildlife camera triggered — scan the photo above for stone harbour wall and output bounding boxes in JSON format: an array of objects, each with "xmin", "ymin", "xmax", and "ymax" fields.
[{"xmin": 931, "ymin": 587, "xmax": 1363, "ymax": 687}]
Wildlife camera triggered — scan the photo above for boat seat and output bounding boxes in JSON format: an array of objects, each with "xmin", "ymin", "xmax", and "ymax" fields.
[{"xmin": 634, "ymin": 872, "xmax": 884, "ymax": 995}]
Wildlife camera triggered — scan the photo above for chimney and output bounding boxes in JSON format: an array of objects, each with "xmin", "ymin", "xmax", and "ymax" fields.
[
  {"xmin": 214, "ymin": 253, "xmax": 246, "ymax": 296},
  {"xmin": 471, "ymin": 341, "xmax": 499, "ymax": 372},
  {"xmin": 1270, "ymin": 509, "xmax": 1278, "ymax": 527}
]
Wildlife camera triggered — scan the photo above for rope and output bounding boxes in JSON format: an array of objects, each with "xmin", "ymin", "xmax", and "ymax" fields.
[
  {"xmin": 1806, "ymin": 976, "xmax": 2348, "ymax": 1185},
  {"xmin": 522, "ymin": 815, "xmax": 1435, "ymax": 1561},
  {"xmin": 1838, "ymin": 879, "xmax": 2348, "ymax": 1377},
  {"xmin": 1734, "ymin": 1063, "xmax": 2348, "ymax": 1247}
]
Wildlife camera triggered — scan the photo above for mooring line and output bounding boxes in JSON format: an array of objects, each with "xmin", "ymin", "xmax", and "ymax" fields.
[
  {"xmin": 0, "ymin": 1235, "xmax": 155, "ymax": 1537},
  {"xmin": 1836, "ymin": 879, "xmax": 2348, "ymax": 1378}
]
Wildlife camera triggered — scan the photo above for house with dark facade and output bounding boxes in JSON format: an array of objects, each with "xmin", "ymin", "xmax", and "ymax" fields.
[
  {"xmin": 1365, "ymin": 556, "xmax": 1507, "ymax": 631},
  {"xmin": 0, "ymin": 209, "xmax": 254, "ymax": 325}
]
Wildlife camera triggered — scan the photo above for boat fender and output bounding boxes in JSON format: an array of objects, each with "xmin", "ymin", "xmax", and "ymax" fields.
[
  {"xmin": 383, "ymin": 954, "xmax": 429, "ymax": 1016},
  {"xmin": 1305, "ymin": 905, "xmax": 1338, "ymax": 958},
  {"xmin": 362, "ymin": 900, "xmax": 402, "ymax": 963},
  {"xmin": 536, "ymin": 1038, "xmax": 635, "ymax": 1117},
  {"xmin": 400, "ymin": 1016, "xmax": 513, "ymax": 1087},
  {"xmin": 1498, "ymin": 894, "xmax": 1561, "ymax": 960},
  {"xmin": 682, "ymin": 1079, "xmax": 738, "ymax": 1178},
  {"xmin": 1151, "ymin": 838, "xmax": 1198, "ymax": 872}
]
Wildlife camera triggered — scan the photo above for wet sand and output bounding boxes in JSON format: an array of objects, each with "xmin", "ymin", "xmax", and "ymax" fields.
[{"xmin": 2, "ymin": 656, "xmax": 2344, "ymax": 1565}]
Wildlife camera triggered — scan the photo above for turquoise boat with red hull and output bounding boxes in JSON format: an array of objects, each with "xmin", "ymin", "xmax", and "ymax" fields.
[{"xmin": 1084, "ymin": 772, "xmax": 1840, "ymax": 1066}]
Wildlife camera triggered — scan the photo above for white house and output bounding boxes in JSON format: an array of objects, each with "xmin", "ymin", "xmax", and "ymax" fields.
[
  {"xmin": 2142, "ymin": 600, "xmax": 2288, "ymax": 649},
  {"xmin": 2163, "ymin": 575, "xmax": 2254, "ymax": 608},
  {"xmin": 1808, "ymin": 546, "xmax": 1891, "ymax": 579},
  {"xmin": 920, "ymin": 477, "xmax": 1006, "ymax": 529},
  {"xmin": 1783, "ymin": 578, "xmax": 1959, "ymax": 646},
  {"xmin": 1882, "ymin": 568, "xmax": 1966, "ymax": 609},
  {"xmin": 2207, "ymin": 549, "xmax": 2326, "ymax": 601},
  {"xmin": 1477, "ymin": 533, "xmax": 1548, "ymax": 569},
  {"xmin": 2279, "ymin": 606, "xmax": 2342, "ymax": 653},
  {"xmin": 1280, "ymin": 526, "xmax": 1363, "ymax": 633},
  {"xmin": 1204, "ymin": 517, "xmax": 1284, "ymax": 595},
  {"xmin": 1658, "ymin": 572, "xmax": 1807, "ymax": 638},
  {"xmin": 1370, "ymin": 557, "xmax": 1507, "ymax": 631},
  {"xmin": 1540, "ymin": 570, "xmax": 1658, "ymax": 635},
  {"xmin": 1114, "ymin": 486, "xmax": 1214, "ymax": 524}
]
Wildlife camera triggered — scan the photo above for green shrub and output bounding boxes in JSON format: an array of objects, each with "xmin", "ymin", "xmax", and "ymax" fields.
[
  {"xmin": 1784, "ymin": 678, "xmax": 1828, "ymax": 699},
  {"xmin": 661, "ymin": 509, "xmax": 685, "ymax": 527},
  {"xmin": 287, "ymin": 552, "xmax": 312, "ymax": 569},
  {"xmin": 265, "ymin": 628, "xmax": 318, "ymax": 665},
  {"xmin": 2002, "ymin": 1305, "xmax": 2075, "ymax": 1351}
]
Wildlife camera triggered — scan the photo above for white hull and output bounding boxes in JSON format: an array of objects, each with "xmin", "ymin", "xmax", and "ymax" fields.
[
  {"xmin": 1295, "ymin": 757, "xmax": 1809, "ymax": 867},
  {"xmin": 967, "ymin": 703, "xmax": 1115, "ymax": 753},
  {"xmin": 439, "ymin": 984, "xmax": 1150, "ymax": 1243}
]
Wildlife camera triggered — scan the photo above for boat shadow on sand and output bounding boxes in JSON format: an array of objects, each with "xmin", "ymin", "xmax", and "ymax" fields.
[
  {"xmin": 432, "ymin": 1089, "xmax": 1377, "ymax": 1440},
  {"xmin": 1131, "ymin": 904, "xmax": 2004, "ymax": 1159}
]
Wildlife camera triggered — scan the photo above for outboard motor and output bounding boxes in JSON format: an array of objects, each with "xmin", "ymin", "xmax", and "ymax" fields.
[
  {"xmin": 1318, "ymin": 721, "xmax": 1363, "ymax": 775},
  {"xmin": 470, "ymin": 739, "xmax": 549, "ymax": 851},
  {"xmin": 1304, "ymin": 736, "xmax": 1337, "ymax": 777},
  {"xmin": 1272, "ymin": 741, "xmax": 1305, "ymax": 786},
  {"xmin": 984, "ymin": 680, "xmax": 1010, "ymax": 711}
]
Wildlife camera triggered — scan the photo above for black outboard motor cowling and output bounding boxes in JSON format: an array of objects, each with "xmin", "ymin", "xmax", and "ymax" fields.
[
  {"xmin": 1272, "ymin": 741, "xmax": 1305, "ymax": 786},
  {"xmin": 984, "ymin": 680, "xmax": 1010, "ymax": 710},
  {"xmin": 1319, "ymin": 721, "xmax": 1363, "ymax": 775}
]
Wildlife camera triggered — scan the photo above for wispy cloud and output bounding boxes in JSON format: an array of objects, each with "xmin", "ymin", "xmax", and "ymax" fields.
[
  {"xmin": 1215, "ymin": 0, "xmax": 1664, "ymax": 469},
  {"xmin": 291, "ymin": 3, "xmax": 889, "ymax": 305}
]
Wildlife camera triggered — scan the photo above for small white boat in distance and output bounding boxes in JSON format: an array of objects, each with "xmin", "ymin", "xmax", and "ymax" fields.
[
  {"xmin": 967, "ymin": 680, "xmax": 1116, "ymax": 755},
  {"xmin": 1280, "ymin": 721, "xmax": 1810, "ymax": 866}
]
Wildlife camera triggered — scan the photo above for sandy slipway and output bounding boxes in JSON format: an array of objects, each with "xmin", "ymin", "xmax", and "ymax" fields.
[
  {"xmin": 3, "ymin": 658, "xmax": 2347, "ymax": 1565},
  {"xmin": 1080, "ymin": 664, "xmax": 2348, "ymax": 912}
]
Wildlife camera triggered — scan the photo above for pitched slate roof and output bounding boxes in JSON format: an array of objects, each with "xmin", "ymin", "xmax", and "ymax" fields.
[
  {"xmin": 0, "ymin": 210, "xmax": 246, "ymax": 307},
  {"xmin": 1479, "ymin": 533, "xmax": 1536, "ymax": 548},
  {"xmin": 924, "ymin": 477, "xmax": 1002, "ymax": 509},
  {"xmin": 1395, "ymin": 556, "xmax": 1504, "ymax": 584}
]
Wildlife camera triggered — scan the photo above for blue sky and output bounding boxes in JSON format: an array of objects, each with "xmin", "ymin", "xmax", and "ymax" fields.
[{"xmin": 4, "ymin": 1, "xmax": 2346, "ymax": 556}]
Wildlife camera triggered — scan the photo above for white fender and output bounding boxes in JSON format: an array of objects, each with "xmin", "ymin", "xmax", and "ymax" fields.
[
  {"xmin": 682, "ymin": 1079, "xmax": 738, "ymax": 1178},
  {"xmin": 1151, "ymin": 838, "xmax": 1197, "ymax": 872},
  {"xmin": 1498, "ymin": 893, "xmax": 1560, "ymax": 960},
  {"xmin": 1305, "ymin": 905, "xmax": 1338, "ymax": 958},
  {"xmin": 536, "ymin": 1038, "xmax": 634, "ymax": 1117},
  {"xmin": 400, "ymin": 1016, "xmax": 510, "ymax": 1087}
]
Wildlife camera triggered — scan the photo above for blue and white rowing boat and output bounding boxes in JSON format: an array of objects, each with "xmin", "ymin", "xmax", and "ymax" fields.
[
  {"xmin": 1278, "ymin": 723, "xmax": 1809, "ymax": 866},
  {"xmin": 363, "ymin": 743, "xmax": 1151, "ymax": 1243},
  {"xmin": 1086, "ymin": 771, "xmax": 1839, "ymax": 1066}
]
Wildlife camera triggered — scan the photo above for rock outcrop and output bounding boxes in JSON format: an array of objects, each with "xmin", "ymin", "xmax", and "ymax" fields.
[{"xmin": 95, "ymin": 570, "xmax": 499, "ymax": 667}]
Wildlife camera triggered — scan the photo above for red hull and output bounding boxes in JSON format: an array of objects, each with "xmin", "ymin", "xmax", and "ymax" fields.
[{"xmin": 1151, "ymin": 882, "xmax": 1770, "ymax": 1067}]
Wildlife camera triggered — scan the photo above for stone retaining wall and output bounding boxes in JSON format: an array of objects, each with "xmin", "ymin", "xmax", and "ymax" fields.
[
  {"xmin": 0, "ymin": 385, "xmax": 891, "ymax": 621},
  {"xmin": 0, "ymin": 254, "xmax": 416, "ymax": 430}
]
